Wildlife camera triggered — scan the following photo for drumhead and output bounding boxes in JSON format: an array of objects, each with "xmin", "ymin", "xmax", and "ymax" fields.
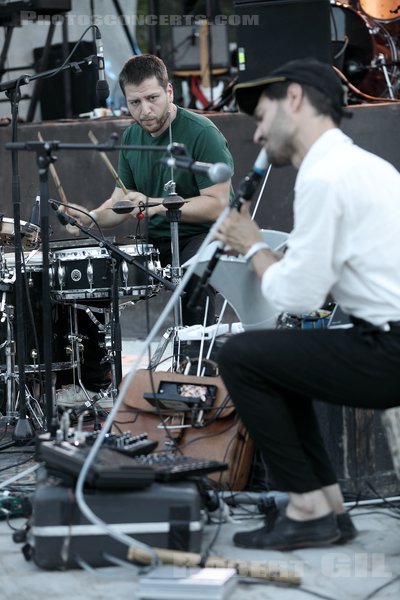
[{"xmin": 359, "ymin": 0, "xmax": 400, "ymax": 22}]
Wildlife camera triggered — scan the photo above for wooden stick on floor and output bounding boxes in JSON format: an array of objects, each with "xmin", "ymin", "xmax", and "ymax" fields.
[{"xmin": 127, "ymin": 545, "xmax": 301, "ymax": 586}]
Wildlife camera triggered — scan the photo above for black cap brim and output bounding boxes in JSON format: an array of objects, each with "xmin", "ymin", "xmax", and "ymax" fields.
[{"xmin": 234, "ymin": 75, "xmax": 286, "ymax": 116}]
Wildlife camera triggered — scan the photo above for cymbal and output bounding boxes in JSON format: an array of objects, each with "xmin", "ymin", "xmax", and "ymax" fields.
[{"xmin": 110, "ymin": 200, "xmax": 161, "ymax": 214}]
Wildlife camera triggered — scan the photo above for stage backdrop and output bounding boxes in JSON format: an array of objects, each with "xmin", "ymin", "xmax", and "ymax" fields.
[{"xmin": 1, "ymin": 102, "xmax": 400, "ymax": 240}]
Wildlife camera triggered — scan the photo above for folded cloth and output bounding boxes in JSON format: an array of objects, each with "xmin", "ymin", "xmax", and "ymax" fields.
[{"xmin": 233, "ymin": 511, "xmax": 340, "ymax": 550}]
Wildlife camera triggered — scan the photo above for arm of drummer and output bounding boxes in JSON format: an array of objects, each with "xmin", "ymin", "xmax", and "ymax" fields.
[
  {"xmin": 214, "ymin": 204, "xmax": 283, "ymax": 277},
  {"xmin": 63, "ymin": 186, "xmax": 146, "ymax": 235},
  {"xmin": 64, "ymin": 175, "xmax": 230, "ymax": 235},
  {"xmin": 141, "ymin": 179, "xmax": 231, "ymax": 222}
]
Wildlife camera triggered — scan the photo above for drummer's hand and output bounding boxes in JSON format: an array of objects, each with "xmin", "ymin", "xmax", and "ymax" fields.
[
  {"xmin": 124, "ymin": 191, "xmax": 160, "ymax": 219},
  {"xmin": 215, "ymin": 204, "xmax": 264, "ymax": 256},
  {"xmin": 64, "ymin": 203, "xmax": 91, "ymax": 226},
  {"xmin": 62, "ymin": 203, "xmax": 90, "ymax": 236}
]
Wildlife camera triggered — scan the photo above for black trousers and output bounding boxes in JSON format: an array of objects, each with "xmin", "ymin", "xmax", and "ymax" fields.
[
  {"xmin": 218, "ymin": 322, "xmax": 400, "ymax": 493},
  {"xmin": 152, "ymin": 233, "xmax": 216, "ymax": 327}
]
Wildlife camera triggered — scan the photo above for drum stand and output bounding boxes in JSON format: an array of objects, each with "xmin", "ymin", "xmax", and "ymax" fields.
[
  {"xmin": 0, "ymin": 299, "xmax": 46, "ymax": 431},
  {"xmin": 49, "ymin": 210, "xmax": 175, "ymax": 416},
  {"xmin": 58, "ymin": 300, "xmax": 114, "ymax": 419},
  {"xmin": 148, "ymin": 180, "xmax": 187, "ymax": 372}
]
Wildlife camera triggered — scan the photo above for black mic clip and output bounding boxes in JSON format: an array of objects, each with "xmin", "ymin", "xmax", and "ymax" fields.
[
  {"xmin": 49, "ymin": 199, "xmax": 77, "ymax": 228},
  {"xmin": 167, "ymin": 142, "xmax": 189, "ymax": 157},
  {"xmin": 69, "ymin": 392, "xmax": 104, "ymax": 420}
]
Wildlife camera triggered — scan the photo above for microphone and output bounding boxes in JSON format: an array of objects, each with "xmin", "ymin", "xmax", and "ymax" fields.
[
  {"xmin": 187, "ymin": 149, "xmax": 269, "ymax": 310},
  {"xmin": 95, "ymin": 27, "xmax": 110, "ymax": 104},
  {"xmin": 29, "ymin": 196, "xmax": 40, "ymax": 226},
  {"xmin": 160, "ymin": 156, "xmax": 231, "ymax": 184},
  {"xmin": 49, "ymin": 200, "xmax": 77, "ymax": 227},
  {"xmin": 231, "ymin": 147, "xmax": 269, "ymax": 210}
]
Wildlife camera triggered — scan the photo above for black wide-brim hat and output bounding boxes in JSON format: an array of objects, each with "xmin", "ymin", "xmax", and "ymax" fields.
[{"xmin": 234, "ymin": 58, "xmax": 345, "ymax": 116}]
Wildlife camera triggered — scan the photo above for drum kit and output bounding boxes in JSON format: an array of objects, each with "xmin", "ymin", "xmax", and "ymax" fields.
[
  {"xmin": 0, "ymin": 221, "xmax": 162, "ymax": 430},
  {"xmin": 332, "ymin": 1, "xmax": 400, "ymax": 99}
]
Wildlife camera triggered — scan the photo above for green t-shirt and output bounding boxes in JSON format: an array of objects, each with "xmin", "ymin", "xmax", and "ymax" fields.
[{"xmin": 118, "ymin": 107, "xmax": 234, "ymax": 238}]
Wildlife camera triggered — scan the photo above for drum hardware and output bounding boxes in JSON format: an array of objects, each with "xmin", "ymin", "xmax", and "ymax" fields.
[
  {"xmin": 49, "ymin": 199, "xmax": 174, "ymax": 393},
  {"xmin": 371, "ymin": 53, "xmax": 396, "ymax": 98},
  {"xmin": 331, "ymin": 1, "xmax": 400, "ymax": 99},
  {"xmin": 0, "ymin": 302, "xmax": 46, "ymax": 431}
]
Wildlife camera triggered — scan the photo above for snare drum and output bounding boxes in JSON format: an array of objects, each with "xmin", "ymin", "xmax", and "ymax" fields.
[
  {"xmin": 119, "ymin": 244, "xmax": 162, "ymax": 297},
  {"xmin": 331, "ymin": 2, "xmax": 399, "ymax": 97},
  {"xmin": 0, "ymin": 217, "xmax": 41, "ymax": 249},
  {"xmin": 51, "ymin": 243, "xmax": 161, "ymax": 301},
  {"xmin": 0, "ymin": 252, "xmax": 74, "ymax": 372}
]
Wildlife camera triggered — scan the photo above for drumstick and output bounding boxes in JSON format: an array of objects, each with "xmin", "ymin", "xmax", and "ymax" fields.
[
  {"xmin": 127, "ymin": 546, "xmax": 301, "ymax": 585},
  {"xmin": 88, "ymin": 130, "xmax": 128, "ymax": 194},
  {"xmin": 37, "ymin": 132, "xmax": 69, "ymax": 207}
]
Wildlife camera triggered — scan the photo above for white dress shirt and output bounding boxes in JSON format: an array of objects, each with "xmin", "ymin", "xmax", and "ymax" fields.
[{"xmin": 261, "ymin": 128, "xmax": 400, "ymax": 326}]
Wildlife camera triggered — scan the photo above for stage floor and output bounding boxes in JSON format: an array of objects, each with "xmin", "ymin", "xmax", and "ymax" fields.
[{"xmin": 1, "ymin": 336, "xmax": 400, "ymax": 600}]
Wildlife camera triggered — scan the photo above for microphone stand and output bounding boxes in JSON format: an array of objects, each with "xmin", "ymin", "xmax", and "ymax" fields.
[
  {"xmin": 186, "ymin": 169, "xmax": 265, "ymax": 313},
  {"xmin": 2, "ymin": 80, "xmax": 33, "ymax": 442}
]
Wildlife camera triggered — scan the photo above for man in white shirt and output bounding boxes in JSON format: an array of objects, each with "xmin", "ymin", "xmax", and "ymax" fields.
[{"xmin": 216, "ymin": 58, "xmax": 400, "ymax": 550}]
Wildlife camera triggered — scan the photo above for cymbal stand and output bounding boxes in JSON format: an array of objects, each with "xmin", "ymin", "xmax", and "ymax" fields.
[
  {"xmin": 148, "ymin": 180, "xmax": 185, "ymax": 372},
  {"xmin": 373, "ymin": 53, "xmax": 396, "ymax": 99},
  {"xmin": 0, "ymin": 300, "xmax": 45, "ymax": 430},
  {"xmin": 0, "ymin": 299, "xmax": 17, "ymax": 422},
  {"xmin": 61, "ymin": 301, "xmax": 109, "ymax": 423}
]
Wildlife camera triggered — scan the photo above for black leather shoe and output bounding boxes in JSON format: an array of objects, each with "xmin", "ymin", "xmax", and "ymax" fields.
[
  {"xmin": 335, "ymin": 512, "xmax": 358, "ymax": 543},
  {"xmin": 233, "ymin": 512, "xmax": 340, "ymax": 550}
]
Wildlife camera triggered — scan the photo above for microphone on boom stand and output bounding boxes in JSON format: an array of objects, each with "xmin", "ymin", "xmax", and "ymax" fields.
[{"xmin": 187, "ymin": 149, "xmax": 270, "ymax": 312}]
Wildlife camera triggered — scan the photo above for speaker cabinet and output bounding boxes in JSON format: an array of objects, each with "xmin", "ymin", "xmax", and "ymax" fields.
[
  {"xmin": 235, "ymin": 0, "xmax": 332, "ymax": 82},
  {"xmin": 33, "ymin": 41, "xmax": 98, "ymax": 120},
  {"xmin": 171, "ymin": 23, "xmax": 230, "ymax": 70}
]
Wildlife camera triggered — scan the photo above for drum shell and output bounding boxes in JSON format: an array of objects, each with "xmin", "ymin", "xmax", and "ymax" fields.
[
  {"xmin": 0, "ymin": 253, "xmax": 73, "ymax": 372},
  {"xmin": 51, "ymin": 244, "xmax": 161, "ymax": 301}
]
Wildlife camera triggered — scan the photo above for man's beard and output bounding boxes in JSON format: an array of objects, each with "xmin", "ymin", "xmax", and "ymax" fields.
[{"xmin": 139, "ymin": 106, "xmax": 170, "ymax": 135}]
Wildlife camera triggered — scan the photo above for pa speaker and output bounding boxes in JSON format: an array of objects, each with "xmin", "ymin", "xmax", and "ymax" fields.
[
  {"xmin": 33, "ymin": 41, "xmax": 98, "ymax": 120},
  {"xmin": 235, "ymin": 0, "xmax": 332, "ymax": 82},
  {"xmin": 171, "ymin": 23, "xmax": 230, "ymax": 71}
]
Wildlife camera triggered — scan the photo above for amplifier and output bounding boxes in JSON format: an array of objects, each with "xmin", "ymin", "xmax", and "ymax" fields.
[{"xmin": 30, "ymin": 474, "xmax": 203, "ymax": 570}]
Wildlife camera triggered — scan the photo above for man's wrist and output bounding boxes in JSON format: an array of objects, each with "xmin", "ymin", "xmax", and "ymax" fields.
[
  {"xmin": 88, "ymin": 209, "xmax": 97, "ymax": 229},
  {"xmin": 243, "ymin": 241, "xmax": 270, "ymax": 261}
]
